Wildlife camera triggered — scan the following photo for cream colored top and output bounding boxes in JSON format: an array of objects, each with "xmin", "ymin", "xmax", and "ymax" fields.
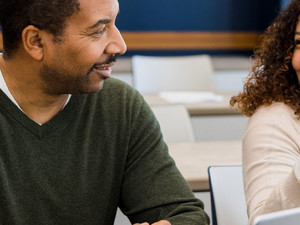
[{"xmin": 243, "ymin": 102, "xmax": 300, "ymax": 225}]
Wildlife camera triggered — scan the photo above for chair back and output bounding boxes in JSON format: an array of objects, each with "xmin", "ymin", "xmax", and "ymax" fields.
[
  {"xmin": 208, "ymin": 165, "xmax": 248, "ymax": 225},
  {"xmin": 132, "ymin": 54, "xmax": 215, "ymax": 93},
  {"xmin": 151, "ymin": 104, "xmax": 195, "ymax": 143}
]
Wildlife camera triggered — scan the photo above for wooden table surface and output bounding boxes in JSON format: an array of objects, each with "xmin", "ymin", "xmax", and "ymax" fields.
[{"xmin": 168, "ymin": 140, "xmax": 242, "ymax": 191}]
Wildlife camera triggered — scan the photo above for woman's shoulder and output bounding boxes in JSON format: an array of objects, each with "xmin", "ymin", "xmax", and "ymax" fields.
[
  {"xmin": 254, "ymin": 102, "xmax": 294, "ymax": 117},
  {"xmin": 244, "ymin": 102, "xmax": 300, "ymax": 151},
  {"xmin": 249, "ymin": 102, "xmax": 299, "ymax": 126}
]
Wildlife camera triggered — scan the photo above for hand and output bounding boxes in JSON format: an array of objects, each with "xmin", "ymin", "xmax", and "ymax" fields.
[
  {"xmin": 152, "ymin": 221, "xmax": 171, "ymax": 225},
  {"xmin": 133, "ymin": 220, "xmax": 171, "ymax": 225}
]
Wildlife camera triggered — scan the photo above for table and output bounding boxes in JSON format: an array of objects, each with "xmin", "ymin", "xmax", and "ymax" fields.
[
  {"xmin": 168, "ymin": 140, "xmax": 242, "ymax": 191},
  {"xmin": 143, "ymin": 93, "xmax": 240, "ymax": 115},
  {"xmin": 144, "ymin": 93, "xmax": 247, "ymax": 141}
]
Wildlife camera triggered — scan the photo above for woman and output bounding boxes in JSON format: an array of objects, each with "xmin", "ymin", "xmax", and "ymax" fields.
[{"xmin": 230, "ymin": 0, "xmax": 300, "ymax": 224}]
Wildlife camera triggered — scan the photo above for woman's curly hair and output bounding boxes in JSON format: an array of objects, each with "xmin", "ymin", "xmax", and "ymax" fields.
[{"xmin": 230, "ymin": 0, "xmax": 300, "ymax": 118}]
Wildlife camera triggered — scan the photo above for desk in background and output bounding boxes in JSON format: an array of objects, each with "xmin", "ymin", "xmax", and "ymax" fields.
[
  {"xmin": 167, "ymin": 140, "xmax": 242, "ymax": 220},
  {"xmin": 114, "ymin": 140, "xmax": 242, "ymax": 224},
  {"xmin": 143, "ymin": 93, "xmax": 239, "ymax": 115},
  {"xmin": 144, "ymin": 93, "xmax": 248, "ymax": 141},
  {"xmin": 168, "ymin": 140, "xmax": 242, "ymax": 191}
]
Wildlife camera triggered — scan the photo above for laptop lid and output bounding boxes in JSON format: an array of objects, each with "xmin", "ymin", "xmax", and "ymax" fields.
[{"xmin": 252, "ymin": 207, "xmax": 300, "ymax": 225}]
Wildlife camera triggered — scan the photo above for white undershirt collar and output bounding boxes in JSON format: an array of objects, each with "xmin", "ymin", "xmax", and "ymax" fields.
[
  {"xmin": 0, "ymin": 68, "xmax": 24, "ymax": 111},
  {"xmin": 0, "ymin": 68, "xmax": 71, "ymax": 125}
]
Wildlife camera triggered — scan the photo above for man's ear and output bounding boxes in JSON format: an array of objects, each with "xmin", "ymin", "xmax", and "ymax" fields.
[{"xmin": 22, "ymin": 25, "xmax": 45, "ymax": 61}]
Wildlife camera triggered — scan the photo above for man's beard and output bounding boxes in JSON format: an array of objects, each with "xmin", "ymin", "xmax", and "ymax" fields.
[
  {"xmin": 39, "ymin": 54, "xmax": 118, "ymax": 95},
  {"xmin": 39, "ymin": 64, "xmax": 94, "ymax": 95}
]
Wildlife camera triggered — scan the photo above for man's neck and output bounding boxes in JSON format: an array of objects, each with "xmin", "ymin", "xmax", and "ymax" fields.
[{"xmin": 0, "ymin": 54, "xmax": 70, "ymax": 124}]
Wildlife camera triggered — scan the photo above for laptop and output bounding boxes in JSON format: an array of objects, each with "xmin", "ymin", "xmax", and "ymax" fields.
[{"xmin": 253, "ymin": 207, "xmax": 300, "ymax": 225}]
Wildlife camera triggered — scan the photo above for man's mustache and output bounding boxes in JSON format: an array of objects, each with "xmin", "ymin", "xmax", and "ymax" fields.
[
  {"xmin": 93, "ymin": 54, "xmax": 119, "ymax": 68},
  {"xmin": 87, "ymin": 54, "xmax": 119, "ymax": 75}
]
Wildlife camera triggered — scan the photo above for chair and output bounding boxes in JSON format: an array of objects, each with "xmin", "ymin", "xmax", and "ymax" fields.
[
  {"xmin": 151, "ymin": 104, "xmax": 195, "ymax": 143},
  {"xmin": 208, "ymin": 165, "xmax": 248, "ymax": 225},
  {"xmin": 132, "ymin": 54, "xmax": 215, "ymax": 93}
]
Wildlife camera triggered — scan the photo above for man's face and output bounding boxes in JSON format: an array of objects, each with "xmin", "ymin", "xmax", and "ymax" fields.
[{"xmin": 40, "ymin": 0, "xmax": 126, "ymax": 94}]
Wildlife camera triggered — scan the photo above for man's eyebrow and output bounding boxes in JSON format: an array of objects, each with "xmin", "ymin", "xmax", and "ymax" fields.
[
  {"xmin": 295, "ymin": 32, "xmax": 300, "ymax": 35},
  {"xmin": 88, "ymin": 19, "xmax": 111, "ymax": 30}
]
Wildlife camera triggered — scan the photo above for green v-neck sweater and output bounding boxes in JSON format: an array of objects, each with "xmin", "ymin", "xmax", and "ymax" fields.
[{"xmin": 0, "ymin": 78, "xmax": 209, "ymax": 225}]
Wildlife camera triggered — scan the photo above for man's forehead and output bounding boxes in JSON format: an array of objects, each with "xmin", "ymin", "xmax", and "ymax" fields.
[
  {"xmin": 77, "ymin": 0, "xmax": 119, "ymax": 14},
  {"xmin": 67, "ymin": 0, "xmax": 119, "ymax": 26}
]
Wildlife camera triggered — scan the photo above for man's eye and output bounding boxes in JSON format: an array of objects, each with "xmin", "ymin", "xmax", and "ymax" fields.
[
  {"xmin": 94, "ymin": 26, "xmax": 106, "ymax": 35},
  {"xmin": 295, "ymin": 39, "xmax": 300, "ymax": 45}
]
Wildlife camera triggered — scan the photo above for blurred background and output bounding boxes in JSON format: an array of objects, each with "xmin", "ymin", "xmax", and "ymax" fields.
[
  {"xmin": 111, "ymin": 0, "xmax": 288, "ymax": 93},
  {"xmin": 116, "ymin": 0, "xmax": 283, "ymax": 57}
]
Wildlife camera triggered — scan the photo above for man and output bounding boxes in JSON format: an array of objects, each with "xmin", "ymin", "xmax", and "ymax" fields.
[{"xmin": 0, "ymin": 0, "xmax": 209, "ymax": 224}]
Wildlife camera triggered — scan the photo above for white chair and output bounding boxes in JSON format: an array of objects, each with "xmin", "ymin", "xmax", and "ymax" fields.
[
  {"xmin": 208, "ymin": 165, "xmax": 248, "ymax": 225},
  {"xmin": 132, "ymin": 54, "xmax": 215, "ymax": 93},
  {"xmin": 151, "ymin": 104, "xmax": 195, "ymax": 143}
]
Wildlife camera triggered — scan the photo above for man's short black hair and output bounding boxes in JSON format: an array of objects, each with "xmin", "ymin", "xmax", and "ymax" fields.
[{"xmin": 0, "ymin": 0, "xmax": 80, "ymax": 58}]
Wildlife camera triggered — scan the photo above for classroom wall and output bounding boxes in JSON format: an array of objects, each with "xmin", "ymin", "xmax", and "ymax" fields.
[
  {"xmin": 281, "ymin": 0, "xmax": 291, "ymax": 8},
  {"xmin": 117, "ymin": 0, "xmax": 280, "ymax": 32},
  {"xmin": 0, "ymin": 1, "xmax": 283, "ymax": 55},
  {"xmin": 116, "ymin": 0, "xmax": 281, "ymax": 56}
]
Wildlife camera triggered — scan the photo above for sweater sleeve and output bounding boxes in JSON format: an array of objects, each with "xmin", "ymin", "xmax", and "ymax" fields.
[
  {"xmin": 243, "ymin": 103, "xmax": 300, "ymax": 225},
  {"xmin": 118, "ymin": 89, "xmax": 209, "ymax": 225}
]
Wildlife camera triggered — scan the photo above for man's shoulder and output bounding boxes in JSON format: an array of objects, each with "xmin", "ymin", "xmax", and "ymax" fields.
[
  {"xmin": 103, "ymin": 77, "xmax": 133, "ymax": 92},
  {"xmin": 100, "ymin": 77, "xmax": 142, "ymax": 101},
  {"xmin": 86, "ymin": 77, "xmax": 143, "ymax": 107}
]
